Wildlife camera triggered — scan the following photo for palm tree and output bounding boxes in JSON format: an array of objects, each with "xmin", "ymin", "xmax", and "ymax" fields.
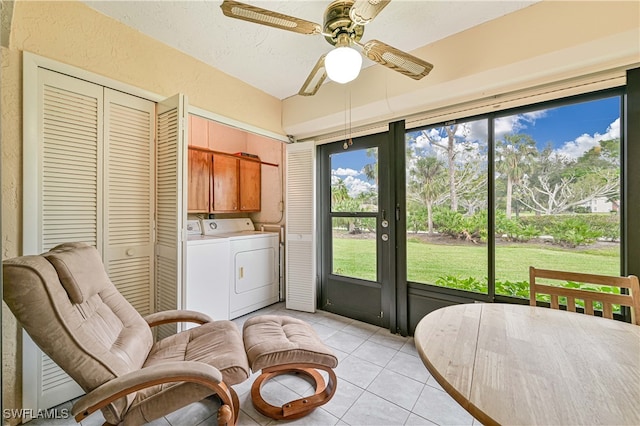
[
  {"xmin": 362, "ymin": 148, "xmax": 378, "ymax": 182},
  {"xmin": 409, "ymin": 156, "xmax": 448, "ymax": 234},
  {"xmin": 495, "ymin": 134, "xmax": 538, "ymax": 219}
]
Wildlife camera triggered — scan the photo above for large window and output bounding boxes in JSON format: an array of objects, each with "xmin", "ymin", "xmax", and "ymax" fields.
[
  {"xmin": 405, "ymin": 119, "xmax": 488, "ymax": 293},
  {"xmin": 405, "ymin": 93, "xmax": 622, "ymax": 301}
]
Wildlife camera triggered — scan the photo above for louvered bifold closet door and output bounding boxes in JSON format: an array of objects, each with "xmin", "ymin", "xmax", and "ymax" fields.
[
  {"xmin": 39, "ymin": 71, "xmax": 103, "ymax": 251},
  {"xmin": 155, "ymin": 94, "xmax": 188, "ymax": 340},
  {"xmin": 285, "ymin": 141, "xmax": 317, "ymax": 312},
  {"xmin": 24, "ymin": 68, "xmax": 103, "ymax": 410},
  {"xmin": 104, "ymin": 89, "xmax": 155, "ymax": 315}
]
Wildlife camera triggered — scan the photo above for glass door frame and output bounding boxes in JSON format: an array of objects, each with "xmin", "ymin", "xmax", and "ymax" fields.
[{"xmin": 318, "ymin": 129, "xmax": 395, "ymax": 329}]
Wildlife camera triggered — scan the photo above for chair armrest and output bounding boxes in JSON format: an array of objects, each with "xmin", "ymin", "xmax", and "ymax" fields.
[
  {"xmin": 71, "ymin": 361, "xmax": 223, "ymax": 421},
  {"xmin": 143, "ymin": 309, "xmax": 214, "ymax": 327}
]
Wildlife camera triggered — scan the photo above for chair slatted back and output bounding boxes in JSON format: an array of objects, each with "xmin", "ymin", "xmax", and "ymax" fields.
[{"xmin": 529, "ymin": 266, "xmax": 640, "ymax": 325}]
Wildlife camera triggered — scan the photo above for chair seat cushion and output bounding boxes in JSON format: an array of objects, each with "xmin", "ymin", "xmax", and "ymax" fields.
[
  {"xmin": 243, "ymin": 315, "xmax": 338, "ymax": 372},
  {"xmin": 144, "ymin": 320, "xmax": 249, "ymax": 385},
  {"xmin": 121, "ymin": 320, "xmax": 249, "ymax": 425}
]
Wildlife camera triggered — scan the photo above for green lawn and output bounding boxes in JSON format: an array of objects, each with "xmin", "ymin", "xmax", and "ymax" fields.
[{"xmin": 333, "ymin": 236, "xmax": 620, "ymax": 297}]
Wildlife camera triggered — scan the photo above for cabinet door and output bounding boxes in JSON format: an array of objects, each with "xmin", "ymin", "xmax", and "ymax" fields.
[
  {"xmin": 240, "ymin": 158, "xmax": 261, "ymax": 211},
  {"xmin": 188, "ymin": 149, "xmax": 211, "ymax": 212},
  {"xmin": 212, "ymin": 154, "xmax": 239, "ymax": 212}
]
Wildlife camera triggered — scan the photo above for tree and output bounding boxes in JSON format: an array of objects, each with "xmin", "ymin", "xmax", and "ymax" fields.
[
  {"xmin": 331, "ymin": 177, "xmax": 359, "ymax": 232},
  {"xmin": 408, "ymin": 156, "xmax": 448, "ymax": 234},
  {"xmin": 362, "ymin": 148, "xmax": 378, "ymax": 182},
  {"xmin": 421, "ymin": 125, "xmax": 460, "ymax": 211},
  {"xmin": 517, "ymin": 147, "xmax": 619, "ymax": 214},
  {"xmin": 495, "ymin": 134, "xmax": 538, "ymax": 219}
]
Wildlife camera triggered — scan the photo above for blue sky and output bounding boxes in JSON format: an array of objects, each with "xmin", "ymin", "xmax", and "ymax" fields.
[
  {"xmin": 332, "ymin": 95, "xmax": 621, "ymax": 195},
  {"xmin": 522, "ymin": 96, "xmax": 620, "ymax": 149}
]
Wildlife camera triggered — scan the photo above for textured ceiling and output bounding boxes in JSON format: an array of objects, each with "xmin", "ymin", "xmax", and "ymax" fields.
[{"xmin": 82, "ymin": 1, "xmax": 539, "ymax": 100}]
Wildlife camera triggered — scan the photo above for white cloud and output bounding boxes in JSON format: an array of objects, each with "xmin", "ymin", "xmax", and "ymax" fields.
[
  {"xmin": 332, "ymin": 167, "xmax": 360, "ymax": 177},
  {"xmin": 555, "ymin": 118, "xmax": 620, "ymax": 159},
  {"xmin": 343, "ymin": 175, "xmax": 376, "ymax": 197},
  {"xmin": 464, "ymin": 120, "xmax": 488, "ymax": 143},
  {"xmin": 494, "ymin": 110, "xmax": 547, "ymax": 140}
]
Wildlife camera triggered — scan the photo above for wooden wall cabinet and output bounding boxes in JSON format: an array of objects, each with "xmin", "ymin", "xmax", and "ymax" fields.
[
  {"xmin": 239, "ymin": 158, "xmax": 261, "ymax": 211},
  {"xmin": 187, "ymin": 147, "xmax": 261, "ymax": 213},
  {"xmin": 212, "ymin": 154, "xmax": 239, "ymax": 212},
  {"xmin": 188, "ymin": 149, "xmax": 212, "ymax": 213},
  {"xmin": 188, "ymin": 114, "xmax": 262, "ymax": 213}
]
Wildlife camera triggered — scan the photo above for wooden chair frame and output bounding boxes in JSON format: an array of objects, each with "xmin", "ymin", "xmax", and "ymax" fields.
[
  {"xmin": 250, "ymin": 363, "xmax": 337, "ymax": 420},
  {"xmin": 529, "ymin": 266, "xmax": 640, "ymax": 325}
]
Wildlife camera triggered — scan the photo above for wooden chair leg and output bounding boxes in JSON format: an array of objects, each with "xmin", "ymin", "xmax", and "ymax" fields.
[
  {"xmin": 216, "ymin": 382, "xmax": 239, "ymax": 426},
  {"xmin": 250, "ymin": 363, "xmax": 337, "ymax": 420}
]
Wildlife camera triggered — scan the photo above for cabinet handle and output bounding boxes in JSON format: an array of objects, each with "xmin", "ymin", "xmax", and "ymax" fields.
[
  {"xmin": 239, "ymin": 267, "xmax": 244, "ymax": 279},
  {"xmin": 126, "ymin": 249, "xmax": 134, "ymax": 256}
]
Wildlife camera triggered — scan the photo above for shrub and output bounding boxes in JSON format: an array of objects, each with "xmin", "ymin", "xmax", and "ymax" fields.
[
  {"xmin": 435, "ymin": 275, "xmax": 486, "ymax": 293},
  {"xmin": 519, "ymin": 213, "xmax": 619, "ymax": 241},
  {"xmin": 432, "ymin": 208, "xmax": 466, "ymax": 237},
  {"xmin": 432, "ymin": 208, "xmax": 487, "ymax": 242},
  {"xmin": 494, "ymin": 279, "xmax": 530, "ymax": 298},
  {"xmin": 545, "ymin": 217, "xmax": 601, "ymax": 247}
]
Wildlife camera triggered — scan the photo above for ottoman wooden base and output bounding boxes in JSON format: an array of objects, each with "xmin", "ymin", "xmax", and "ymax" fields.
[
  {"xmin": 242, "ymin": 315, "xmax": 339, "ymax": 421},
  {"xmin": 251, "ymin": 363, "xmax": 337, "ymax": 420}
]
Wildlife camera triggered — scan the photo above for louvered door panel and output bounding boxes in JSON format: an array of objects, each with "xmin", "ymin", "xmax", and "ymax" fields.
[
  {"xmin": 155, "ymin": 94, "xmax": 188, "ymax": 340},
  {"xmin": 24, "ymin": 68, "xmax": 102, "ymax": 411},
  {"xmin": 41, "ymin": 82, "xmax": 100, "ymax": 250},
  {"xmin": 285, "ymin": 142, "xmax": 316, "ymax": 312},
  {"xmin": 104, "ymin": 89, "xmax": 155, "ymax": 315}
]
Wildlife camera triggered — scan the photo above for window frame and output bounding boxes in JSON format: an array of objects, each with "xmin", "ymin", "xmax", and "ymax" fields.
[{"xmin": 402, "ymin": 87, "xmax": 628, "ymax": 317}]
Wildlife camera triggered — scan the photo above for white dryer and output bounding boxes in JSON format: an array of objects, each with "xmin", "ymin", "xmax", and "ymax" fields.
[{"xmin": 202, "ymin": 218, "xmax": 280, "ymax": 319}]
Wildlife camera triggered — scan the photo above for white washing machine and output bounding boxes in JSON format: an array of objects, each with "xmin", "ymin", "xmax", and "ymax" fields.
[
  {"xmin": 185, "ymin": 220, "xmax": 230, "ymax": 326},
  {"xmin": 202, "ymin": 218, "xmax": 279, "ymax": 319}
]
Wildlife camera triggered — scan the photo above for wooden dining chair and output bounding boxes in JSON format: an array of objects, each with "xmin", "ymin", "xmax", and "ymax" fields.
[{"xmin": 529, "ymin": 266, "xmax": 640, "ymax": 325}]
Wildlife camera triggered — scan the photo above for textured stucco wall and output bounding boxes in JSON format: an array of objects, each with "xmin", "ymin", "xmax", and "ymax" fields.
[
  {"xmin": 2, "ymin": 44, "xmax": 22, "ymax": 425},
  {"xmin": 1, "ymin": 0, "xmax": 283, "ymax": 419}
]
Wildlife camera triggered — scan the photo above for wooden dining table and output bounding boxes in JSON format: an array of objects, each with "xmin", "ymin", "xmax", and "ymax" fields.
[{"xmin": 414, "ymin": 303, "xmax": 640, "ymax": 426}]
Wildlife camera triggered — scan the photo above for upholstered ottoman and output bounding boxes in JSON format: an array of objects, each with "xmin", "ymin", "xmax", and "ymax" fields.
[{"xmin": 242, "ymin": 315, "xmax": 338, "ymax": 420}]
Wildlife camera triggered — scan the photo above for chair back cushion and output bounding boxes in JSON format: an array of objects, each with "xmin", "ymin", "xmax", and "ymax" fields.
[
  {"xmin": 45, "ymin": 244, "xmax": 111, "ymax": 304},
  {"xmin": 2, "ymin": 243, "xmax": 153, "ymax": 423}
]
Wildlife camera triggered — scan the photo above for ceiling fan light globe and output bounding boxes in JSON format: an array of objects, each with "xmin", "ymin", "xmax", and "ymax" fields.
[{"xmin": 325, "ymin": 46, "xmax": 362, "ymax": 84}]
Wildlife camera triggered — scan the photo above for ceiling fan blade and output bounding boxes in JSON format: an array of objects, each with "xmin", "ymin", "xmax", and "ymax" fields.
[
  {"xmin": 349, "ymin": 0, "xmax": 391, "ymax": 25},
  {"xmin": 220, "ymin": 0, "xmax": 322, "ymax": 35},
  {"xmin": 362, "ymin": 39, "xmax": 434, "ymax": 80},
  {"xmin": 298, "ymin": 54, "xmax": 328, "ymax": 96}
]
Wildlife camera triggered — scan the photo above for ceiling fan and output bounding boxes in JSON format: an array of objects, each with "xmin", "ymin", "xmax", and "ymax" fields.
[{"xmin": 220, "ymin": 0, "xmax": 434, "ymax": 96}]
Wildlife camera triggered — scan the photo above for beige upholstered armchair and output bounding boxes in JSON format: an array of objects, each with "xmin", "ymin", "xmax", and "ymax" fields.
[{"xmin": 3, "ymin": 242, "xmax": 249, "ymax": 426}]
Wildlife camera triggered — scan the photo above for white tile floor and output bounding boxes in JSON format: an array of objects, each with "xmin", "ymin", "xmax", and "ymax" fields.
[{"xmin": 36, "ymin": 303, "xmax": 479, "ymax": 426}]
